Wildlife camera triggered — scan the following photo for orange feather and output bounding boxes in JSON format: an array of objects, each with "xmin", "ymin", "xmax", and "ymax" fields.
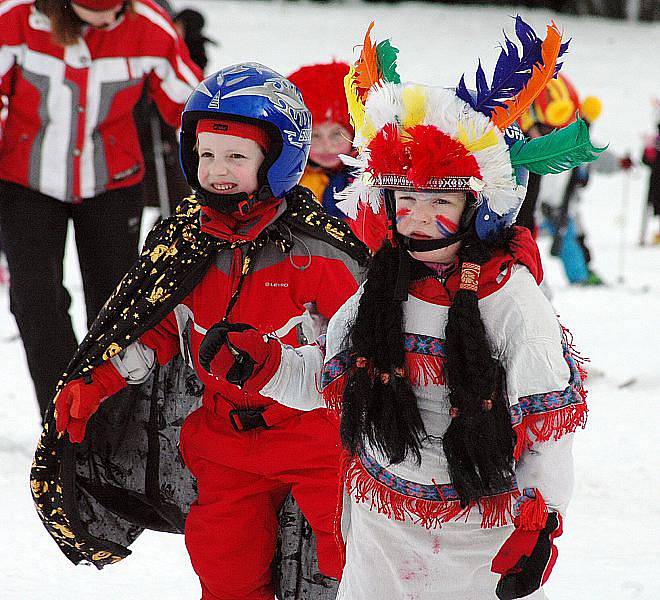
[
  {"xmin": 491, "ymin": 22, "xmax": 563, "ymax": 130},
  {"xmin": 354, "ymin": 21, "xmax": 380, "ymax": 99}
]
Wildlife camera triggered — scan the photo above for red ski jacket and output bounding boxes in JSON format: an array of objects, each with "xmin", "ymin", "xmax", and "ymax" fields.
[
  {"xmin": 0, "ymin": 0, "xmax": 200, "ymax": 202},
  {"xmin": 140, "ymin": 200, "xmax": 366, "ymax": 413}
]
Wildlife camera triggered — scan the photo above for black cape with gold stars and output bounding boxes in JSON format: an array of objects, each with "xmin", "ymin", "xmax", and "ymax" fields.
[{"xmin": 30, "ymin": 188, "xmax": 369, "ymax": 598}]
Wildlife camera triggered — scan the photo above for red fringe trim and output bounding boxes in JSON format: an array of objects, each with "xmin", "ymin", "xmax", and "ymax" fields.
[
  {"xmin": 344, "ymin": 455, "xmax": 518, "ymax": 530},
  {"xmin": 513, "ymin": 402, "xmax": 588, "ymax": 461},
  {"xmin": 333, "ymin": 451, "xmax": 351, "ymax": 569},
  {"xmin": 405, "ymin": 353, "xmax": 446, "ymax": 386},
  {"xmin": 515, "ymin": 489, "xmax": 549, "ymax": 531},
  {"xmin": 513, "ymin": 324, "xmax": 589, "ymax": 460},
  {"xmin": 322, "ymin": 376, "xmax": 347, "ymax": 415}
]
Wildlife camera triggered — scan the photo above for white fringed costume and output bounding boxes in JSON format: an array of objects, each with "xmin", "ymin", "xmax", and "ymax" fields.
[{"xmin": 261, "ymin": 261, "xmax": 587, "ymax": 599}]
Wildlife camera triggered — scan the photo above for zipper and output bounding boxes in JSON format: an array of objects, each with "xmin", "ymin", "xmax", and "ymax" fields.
[{"xmin": 226, "ymin": 246, "xmax": 243, "ymax": 315}]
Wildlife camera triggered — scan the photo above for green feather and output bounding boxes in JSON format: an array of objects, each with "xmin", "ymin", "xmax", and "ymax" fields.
[
  {"xmin": 510, "ymin": 118, "xmax": 608, "ymax": 175},
  {"xmin": 376, "ymin": 39, "xmax": 401, "ymax": 84}
]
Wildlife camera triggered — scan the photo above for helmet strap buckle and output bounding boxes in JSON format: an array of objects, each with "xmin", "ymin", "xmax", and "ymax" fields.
[{"xmin": 237, "ymin": 200, "xmax": 250, "ymax": 216}]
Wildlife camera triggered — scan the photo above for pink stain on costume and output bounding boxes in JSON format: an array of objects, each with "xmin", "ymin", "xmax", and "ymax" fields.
[
  {"xmin": 435, "ymin": 214, "xmax": 458, "ymax": 238},
  {"xmin": 396, "ymin": 207, "xmax": 411, "ymax": 223},
  {"xmin": 431, "ymin": 535, "xmax": 442, "ymax": 554}
]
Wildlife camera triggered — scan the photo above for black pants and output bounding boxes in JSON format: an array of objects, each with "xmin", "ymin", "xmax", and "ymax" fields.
[{"xmin": 0, "ymin": 181, "xmax": 143, "ymax": 419}]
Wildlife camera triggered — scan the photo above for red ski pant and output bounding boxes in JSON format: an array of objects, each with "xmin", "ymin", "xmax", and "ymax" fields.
[{"xmin": 180, "ymin": 404, "xmax": 343, "ymax": 600}]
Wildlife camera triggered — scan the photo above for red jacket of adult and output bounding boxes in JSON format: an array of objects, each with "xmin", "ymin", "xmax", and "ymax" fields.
[
  {"xmin": 140, "ymin": 203, "xmax": 366, "ymax": 414},
  {"xmin": 0, "ymin": 0, "xmax": 201, "ymax": 203}
]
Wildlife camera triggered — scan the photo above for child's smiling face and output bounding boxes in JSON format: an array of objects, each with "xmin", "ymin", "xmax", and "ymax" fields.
[{"xmin": 197, "ymin": 133, "xmax": 265, "ymax": 196}]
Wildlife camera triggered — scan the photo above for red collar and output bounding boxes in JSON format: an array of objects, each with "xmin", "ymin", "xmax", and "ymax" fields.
[
  {"xmin": 200, "ymin": 197, "xmax": 284, "ymax": 244},
  {"xmin": 409, "ymin": 227, "xmax": 543, "ymax": 306}
]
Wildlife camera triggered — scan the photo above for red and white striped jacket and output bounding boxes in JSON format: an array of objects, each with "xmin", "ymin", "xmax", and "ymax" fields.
[{"xmin": 0, "ymin": 0, "xmax": 201, "ymax": 202}]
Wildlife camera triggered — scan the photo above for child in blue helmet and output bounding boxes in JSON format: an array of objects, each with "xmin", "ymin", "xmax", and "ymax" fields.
[
  {"xmin": 204, "ymin": 22, "xmax": 601, "ymax": 599},
  {"xmin": 38, "ymin": 64, "xmax": 369, "ymax": 599}
]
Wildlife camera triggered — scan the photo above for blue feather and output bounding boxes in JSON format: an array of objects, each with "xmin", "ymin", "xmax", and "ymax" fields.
[
  {"xmin": 456, "ymin": 16, "xmax": 569, "ymax": 118},
  {"xmin": 456, "ymin": 74, "xmax": 472, "ymax": 106},
  {"xmin": 554, "ymin": 39, "xmax": 571, "ymax": 76}
]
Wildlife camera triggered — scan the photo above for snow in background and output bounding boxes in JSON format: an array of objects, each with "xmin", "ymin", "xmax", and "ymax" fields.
[{"xmin": 1, "ymin": 1, "xmax": 659, "ymax": 598}]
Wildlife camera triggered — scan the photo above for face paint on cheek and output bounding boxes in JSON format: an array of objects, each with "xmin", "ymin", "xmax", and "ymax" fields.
[
  {"xmin": 396, "ymin": 208, "xmax": 411, "ymax": 224},
  {"xmin": 435, "ymin": 215, "xmax": 458, "ymax": 238}
]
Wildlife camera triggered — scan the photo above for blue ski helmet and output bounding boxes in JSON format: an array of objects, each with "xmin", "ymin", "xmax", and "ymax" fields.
[
  {"xmin": 180, "ymin": 63, "xmax": 312, "ymax": 199},
  {"xmin": 474, "ymin": 121, "xmax": 529, "ymax": 243}
]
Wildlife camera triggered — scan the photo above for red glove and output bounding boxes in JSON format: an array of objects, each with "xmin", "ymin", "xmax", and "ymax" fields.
[
  {"xmin": 491, "ymin": 489, "xmax": 563, "ymax": 599},
  {"xmin": 55, "ymin": 361, "xmax": 127, "ymax": 443},
  {"xmin": 198, "ymin": 321, "xmax": 282, "ymax": 392}
]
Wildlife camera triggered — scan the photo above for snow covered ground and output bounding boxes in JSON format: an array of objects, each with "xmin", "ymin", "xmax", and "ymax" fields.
[{"xmin": 1, "ymin": 1, "xmax": 659, "ymax": 598}]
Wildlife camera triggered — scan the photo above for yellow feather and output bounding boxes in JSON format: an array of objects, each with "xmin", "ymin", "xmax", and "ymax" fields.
[
  {"xmin": 344, "ymin": 67, "xmax": 375, "ymax": 147},
  {"xmin": 401, "ymin": 85, "xmax": 427, "ymax": 129},
  {"xmin": 457, "ymin": 122, "xmax": 499, "ymax": 153}
]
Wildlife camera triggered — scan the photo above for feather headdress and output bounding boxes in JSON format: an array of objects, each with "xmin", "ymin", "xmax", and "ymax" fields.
[{"xmin": 336, "ymin": 18, "xmax": 604, "ymax": 233}]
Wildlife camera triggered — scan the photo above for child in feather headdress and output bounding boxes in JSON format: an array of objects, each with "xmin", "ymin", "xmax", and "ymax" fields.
[{"xmin": 205, "ymin": 19, "xmax": 598, "ymax": 599}]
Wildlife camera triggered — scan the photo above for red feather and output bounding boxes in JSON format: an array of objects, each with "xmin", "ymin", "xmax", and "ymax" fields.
[
  {"xmin": 367, "ymin": 123, "xmax": 408, "ymax": 177},
  {"xmin": 405, "ymin": 126, "xmax": 481, "ymax": 189}
]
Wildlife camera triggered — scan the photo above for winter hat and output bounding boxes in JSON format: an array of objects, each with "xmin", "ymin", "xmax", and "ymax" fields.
[
  {"xmin": 196, "ymin": 119, "xmax": 271, "ymax": 153},
  {"xmin": 72, "ymin": 0, "xmax": 124, "ymax": 10},
  {"xmin": 337, "ymin": 19, "xmax": 605, "ymax": 244},
  {"xmin": 519, "ymin": 74, "xmax": 602, "ymax": 131},
  {"xmin": 288, "ymin": 62, "xmax": 352, "ymax": 133}
]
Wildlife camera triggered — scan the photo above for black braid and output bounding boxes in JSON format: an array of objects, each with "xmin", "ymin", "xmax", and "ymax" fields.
[
  {"xmin": 442, "ymin": 237, "xmax": 516, "ymax": 505},
  {"xmin": 341, "ymin": 242, "xmax": 426, "ymax": 465},
  {"xmin": 342, "ymin": 225, "xmax": 517, "ymax": 505}
]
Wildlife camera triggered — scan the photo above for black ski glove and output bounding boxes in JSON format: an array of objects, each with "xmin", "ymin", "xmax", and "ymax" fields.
[{"xmin": 198, "ymin": 321, "xmax": 256, "ymax": 387}]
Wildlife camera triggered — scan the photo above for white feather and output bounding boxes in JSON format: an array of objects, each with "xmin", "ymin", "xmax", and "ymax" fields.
[
  {"xmin": 334, "ymin": 189, "xmax": 361, "ymax": 219},
  {"xmin": 364, "ymin": 82, "xmax": 403, "ymax": 131}
]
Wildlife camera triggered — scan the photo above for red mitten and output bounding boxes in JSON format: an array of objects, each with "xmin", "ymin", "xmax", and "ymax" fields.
[
  {"xmin": 55, "ymin": 361, "xmax": 127, "ymax": 443},
  {"xmin": 198, "ymin": 321, "xmax": 282, "ymax": 392},
  {"xmin": 491, "ymin": 489, "xmax": 563, "ymax": 599}
]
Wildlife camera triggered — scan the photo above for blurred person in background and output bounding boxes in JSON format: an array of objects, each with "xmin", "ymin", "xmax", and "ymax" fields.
[
  {"xmin": 0, "ymin": 0, "xmax": 200, "ymax": 420},
  {"xmin": 288, "ymin": 61, "xmax": 354, "ymax": 219},
  {"xmin": 137, "ymin": 2, "xmax": 215, "ymax": 217},
  {"xmin": 641, "ymin": 107, "xmax": 660, "ymax": 244},
  {"xmin": 289, "ymin": 61, "xmax": 388, "ymax": 253},
  {"xmin": 519, "ymin": 74, "xmax": 632, "ymax": 286},
  {"xmin": 173, "ymin": 7, "xmax": 216, "ymax": 73}
]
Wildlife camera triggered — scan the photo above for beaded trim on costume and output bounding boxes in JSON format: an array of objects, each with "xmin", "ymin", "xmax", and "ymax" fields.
[
  {"xmin": 359, "ymin": 450, "xmax": 518, "ymax": 502},
  {"xmin": 358, "ymin": 449, "xmax": 517, "ymax": 502},
  {"xmin": 403, "ymin": 333, "xmax": 446, "ymax": 357},
  {"xmin": 509, "ymin": 341, "xmax": 585, "ymax": 427}
]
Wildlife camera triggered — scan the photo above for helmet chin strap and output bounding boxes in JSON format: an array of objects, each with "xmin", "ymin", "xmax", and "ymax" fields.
[
  {"xmin": 197, "ymin": 183, "xmax": 274, "ymax": 216},
  {"xmin": 398, "ymin": 226, "xmax": 473, "ymax": 252}
]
